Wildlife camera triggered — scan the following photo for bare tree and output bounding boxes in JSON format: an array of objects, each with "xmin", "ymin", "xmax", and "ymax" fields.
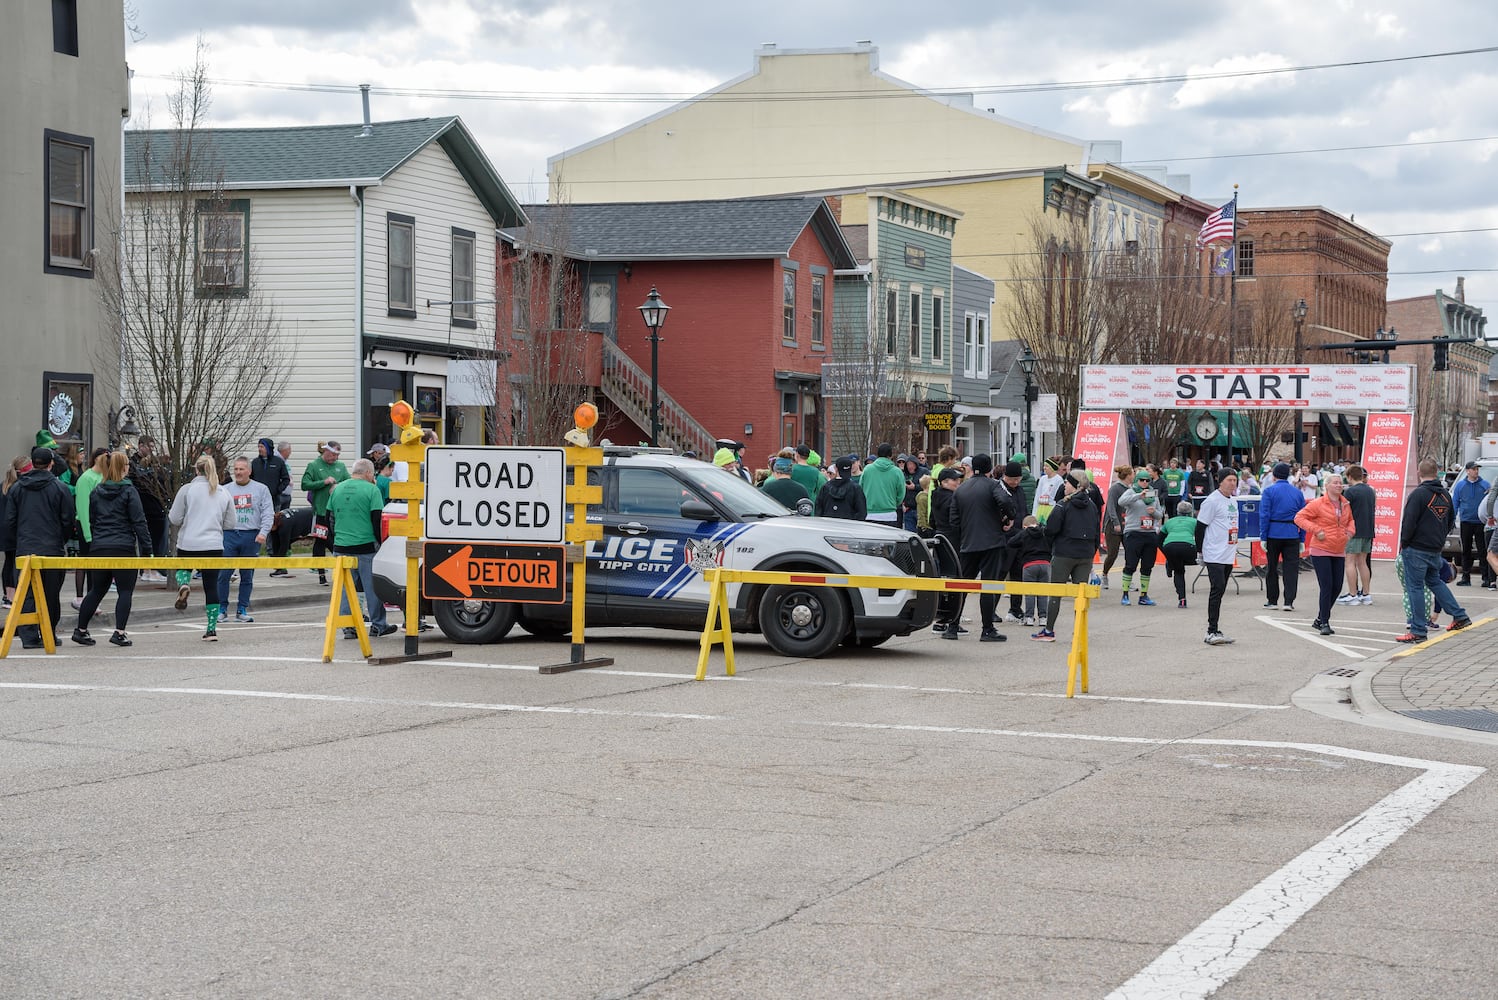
[
  {"xmin": 95, "ymin": 42, "xmax": 289, "ymax": 501},
  {"xmin": 827, "ymin": 270, "xmax": 925, "ymax": 459},
  {"xmin": 1229, "ymin": 279, "xmax": 1302, "ymax": 467},
  {"xmin": 495, "ymin": 194, "xmax": 606, "ymax": 448},
  {"xmin": 1006, "ymin": 214, "xmax": 1119, "ymax": 449}
]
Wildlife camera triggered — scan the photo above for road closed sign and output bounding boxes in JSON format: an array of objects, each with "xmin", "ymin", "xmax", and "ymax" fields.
[{"xmin": 424, "ymin": 446, "xmax": 566, "ymax": 543}]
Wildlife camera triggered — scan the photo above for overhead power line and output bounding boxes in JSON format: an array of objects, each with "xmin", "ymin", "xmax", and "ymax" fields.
[{"xmin": 132, "ymin": 44, "xmax": 1498, "ymax": 104}]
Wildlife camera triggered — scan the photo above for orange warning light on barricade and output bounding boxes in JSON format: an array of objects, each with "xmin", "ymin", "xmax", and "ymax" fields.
[
  {"xmin": 390, "ymin": 399, "xmax": 421, "ymax": 446},
  {"xmin": 574, "ymin": 402, "xmax": 598, "ymax": 430}
]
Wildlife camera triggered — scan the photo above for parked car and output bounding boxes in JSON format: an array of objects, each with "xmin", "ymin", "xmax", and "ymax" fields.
[{"xmin": 372, "ymin": 448, "xmax": 946, "ymax": 657}]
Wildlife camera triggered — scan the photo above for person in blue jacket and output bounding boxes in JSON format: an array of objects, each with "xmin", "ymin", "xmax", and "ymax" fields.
[
  {"xmin": 1451, "ymin": 461, "xmax": 1493, "ymax": 587},
  {"xmin": 1258, "ymin": 462, "xmax": 1306, "ymax": 611}
]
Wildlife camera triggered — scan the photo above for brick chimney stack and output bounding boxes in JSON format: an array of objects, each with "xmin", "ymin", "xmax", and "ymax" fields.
[{"xmin": 1456, "ymin": 275, "xmax": 1465, "ymax": 302}]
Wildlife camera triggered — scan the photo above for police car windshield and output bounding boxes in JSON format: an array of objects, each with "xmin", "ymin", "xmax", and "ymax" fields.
[{"xmin": 677, "ymin": 464, "xmax": 789, "ymax": 519}]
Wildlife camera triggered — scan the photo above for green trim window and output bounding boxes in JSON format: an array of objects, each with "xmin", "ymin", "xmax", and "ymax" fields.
[
  {"xmin": 810, "ymin": 274, "xmax": 824, "ymax": 347},
  {"xmin": 451, "ymin": 227, "xmax": 476, "ymax": 327},
  {"xmin": 908, "ymin": 291, "xmax": 921, "ymax": 360},
  {"xmin": 931, "ymin": 293, "xmax": 943, "ymax": 362},
  {"xmin": 195, "ymin": 199, "xmax": 250, "ymax": 296},
  {"xmin": 387, "ymin": 213, "xmax": 416, "ymax": 317},
  {"xmin": 885, "ymin": 289, "xmax": 898, "ymax": 357},
  {"xmin": 782, "ymin": 268, "xmax": 797, "ymax": 343}
]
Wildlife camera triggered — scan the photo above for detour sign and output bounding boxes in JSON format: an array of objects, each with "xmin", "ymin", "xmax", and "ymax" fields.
[{"xmin": 422, "ymin": 542, "xmax": 567, "ymax": 604}]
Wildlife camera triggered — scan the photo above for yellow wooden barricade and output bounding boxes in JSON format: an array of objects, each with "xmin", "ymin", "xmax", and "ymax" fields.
[
  {"xmin": 1, "ymin": 555, "xmax": 368, "ymax": 662},
  {"xmin": 695, "ymin": 569, "xmax": 1098, "ymax": 696}
]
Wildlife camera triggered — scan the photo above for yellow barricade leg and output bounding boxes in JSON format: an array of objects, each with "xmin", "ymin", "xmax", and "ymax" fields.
[
  {"xmin": 694, "ymin": 574, "xmax": 736, "ymax": 681},
  {"xmin": 322, "ymin": 558, "xmax": 371, "ymax": 662},
  {"xmin": 1066, "ymin": 592, "xmax": 1092, "ymax": 698},
  {"xmin": 1, "ymin": 557, "xmax": 41, "ymax": 658}
]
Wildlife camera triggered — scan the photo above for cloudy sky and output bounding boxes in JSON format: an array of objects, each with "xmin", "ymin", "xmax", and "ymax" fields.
[{"xmin": 123, "ymin": 1, "xmax": 1498, "ymax": 316}]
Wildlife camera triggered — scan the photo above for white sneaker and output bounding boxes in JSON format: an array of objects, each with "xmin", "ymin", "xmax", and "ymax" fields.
[
  {"xmin": 1003, "ymin": 612, "xmax": 1024, "ymax": 624},
  {"xmin": 1335, "ymin": 594, "xmax": 1357, "ymax": 605},
  {"xmin": 1204, "ymin": 631, "xmax": 1235, "ymax": 645},
  {"xmin": 1358, "ymin": 594, "xmax": 1373, "ymax": 605},
  {"xmin": 1023, "ymin": 615, "xmax": 1036, "ymax": 627}
]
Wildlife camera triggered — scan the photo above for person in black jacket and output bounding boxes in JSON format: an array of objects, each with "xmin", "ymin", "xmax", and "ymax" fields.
[
  {"xmin": 0, "ymin": 447, "xmax": 76, "ymax": 648},
  {"xmin": 1396, "ymin": 458, "xmax": 1471, "ymax": 642},
  {"xmin": 945, "ymin": 454, "xmax": 1020, "ymax": 642},
  {"xmin": 813, "ymin": 456, "xmax": 867, "ymax": 520},
  {"xmin": 251, "ymin": 438, "xmax": 291, "ymax": 511},
  {"xmin": 72, "ymin": 451, "xmax": 152, "ymax": 647},
  {"xmin": 930, "ymin": 468, "xmax": 963, "ymax": 632},
  {"xmin": 1008, "ymin": 514, "xmax": 1053, "ymax": 627},
  {"xmin": 1036, "ymin": 471, "xmax": 1101, "ymax": 641}
]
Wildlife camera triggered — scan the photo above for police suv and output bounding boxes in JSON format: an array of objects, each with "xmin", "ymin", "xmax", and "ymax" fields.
[{"xmin": 372, "ymin": 448, "xmax": 943, "ymax": 658}]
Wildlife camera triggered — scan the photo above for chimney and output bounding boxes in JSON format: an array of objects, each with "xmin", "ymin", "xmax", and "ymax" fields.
[
  {"xmin": 1456, "ymin": 276, "xmax": 1466, "ymax": 303},
  {"xmin": 360, "ymin": 83, "xmax": 372, "ymax": 137}
]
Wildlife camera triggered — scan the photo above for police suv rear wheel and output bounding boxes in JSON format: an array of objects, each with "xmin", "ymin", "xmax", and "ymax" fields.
[
  {"xmin": 758, "ymin": 584, "xmax": 848, "ymax": 658},
  {"xmin": 433, "ymin": 599, "xmax": 518, "ymax": 644}
]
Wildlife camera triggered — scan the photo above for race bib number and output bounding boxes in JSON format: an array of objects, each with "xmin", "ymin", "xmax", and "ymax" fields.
[
  {"xmin": 1228, "ymin": 527, "xmax": 1238, "ymax": 545},
  {"xmin": 1140, "ymin": 516, "xmax": 1155, "ymax": 531},
  {"xmin": 312, "ymin": 523, "xmax": 329, "ymax": 540}
]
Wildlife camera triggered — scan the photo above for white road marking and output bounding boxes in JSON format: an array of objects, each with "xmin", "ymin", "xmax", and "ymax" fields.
[
  {"xmin": 1254, "ymin": 615, "xmax": 1363, "ymax": 658},
  {"xmin": 0, "ymin": 681, "xmax": 1479, "ymax": 999}
]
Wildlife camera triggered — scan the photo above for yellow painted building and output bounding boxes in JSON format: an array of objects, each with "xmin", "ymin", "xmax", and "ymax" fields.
[{"xmin": 548, "ymin": 45, "xmax": 1182, "ymax": 344}]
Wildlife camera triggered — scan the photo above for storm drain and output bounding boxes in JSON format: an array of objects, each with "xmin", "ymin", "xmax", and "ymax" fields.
[
  {"xmin": 1400, "ymin": 708, "xmax": 1498, "ymax": 734},
  {"xmin": 1322, "ymin": 667, "xmax": 1362, "ymax": 678}
]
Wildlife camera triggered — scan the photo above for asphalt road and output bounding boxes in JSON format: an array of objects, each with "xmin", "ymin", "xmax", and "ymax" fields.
[{"xmin": 4, "ymin": 578, "xmax": 1498, "ymax": 998}]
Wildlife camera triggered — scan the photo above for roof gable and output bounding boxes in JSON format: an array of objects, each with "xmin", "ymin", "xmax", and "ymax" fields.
[
  {"xmin": 123, "ymin": 116, "xmax": 525, "ymax": 227},
  {"xmin": 505, "ymin": 197, "xmax": 856, "ymax": 268}
]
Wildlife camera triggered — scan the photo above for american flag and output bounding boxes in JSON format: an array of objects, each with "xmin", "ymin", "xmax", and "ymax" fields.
[{"xmin": 1197, "ymin": 199, "xmax": 1236, "ymax": 249}]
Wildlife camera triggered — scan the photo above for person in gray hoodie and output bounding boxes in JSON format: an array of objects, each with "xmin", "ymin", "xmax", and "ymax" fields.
[
  {"xmin": 1116, "ymin": 467, "xmax": 1165, "ymax": 606},
  {"xmin": 168, "ymin": 454, "xmax": 236, "ymax": 640},
  {"xmin": 218, "ymin": 456, "xmax": 276, "ymax": 623}
]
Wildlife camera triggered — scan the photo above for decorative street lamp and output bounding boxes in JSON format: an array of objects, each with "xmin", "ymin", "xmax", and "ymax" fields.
[
  {"xmin": 638, "ymin": 286, "xmax": 671, "ymax": 447},
  {"xmin": 1017, "ymin": 345, "xmax": 1038, "ymax": 464},
  {"xmin": 1291, "ymin": 298, "xmax": 1308, "ymax": 465},
  {"xmin": 107, "ymin": 403, "xmax": 142, "ymax": 449}
]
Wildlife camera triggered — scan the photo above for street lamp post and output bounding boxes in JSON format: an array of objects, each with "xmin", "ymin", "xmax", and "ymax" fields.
[
  {"xmin": 106, "ymin": 404, "xmax": 142, "ymax": 449},
  {"xmin": 637, "ymin": 286, "xmax": 671, "ymax": 448},
  {"xmin": 1017, "ymin": 346, "xmax": 1038, "ymax": 464},
  {"xmin": 1291, "ymin": 298, "xmax": 1308, "ymax": 465}
]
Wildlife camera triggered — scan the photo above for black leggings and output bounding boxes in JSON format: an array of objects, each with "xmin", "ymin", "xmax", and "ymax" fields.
[
  {"xmin": 77, "ymin": 549, "xmax": 138, "ymax": 631},
  {"xmin": 1122, "ymin": 531, "xmax": 1158, "ymax": 578},
  {"xmin": 1101, "ymin": 531, "xmax": 1122, "ymax": 575},
  {"xmin": 1162, "ymin": 541, "xmax": 1197, "ymax": 601},
  {"xmin": 177, "ymin": 548, "xmax": 223, "ymax": 606}
]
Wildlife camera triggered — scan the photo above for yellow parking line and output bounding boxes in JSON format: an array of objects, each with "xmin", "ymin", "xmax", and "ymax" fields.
[{"xmin": 1390, "ymin": 616, "xmax": 1495, "ymax": 658}]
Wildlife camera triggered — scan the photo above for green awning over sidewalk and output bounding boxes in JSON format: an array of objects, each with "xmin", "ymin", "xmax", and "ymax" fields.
[{"xmin": 1189, "ymin": 410, "xmax": 1255, "ymax": 448}]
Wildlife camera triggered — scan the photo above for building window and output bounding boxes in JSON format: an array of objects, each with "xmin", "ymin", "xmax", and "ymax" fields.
[
  {"xmin": 885, "ymin": 289, "xmax": 898, "ymax": 357},
  {"xmin": 387, "ymin": 213, "xmax": 415, "ymax": 317},
  {"xmin": 909, "ymin": 291, "xmax": 921, "ymax": 360},
  {"xmin": 45, "ymin": 132, "xmax": 92, "ymax": 275},
  {"xmin": 52, "ymin": 0, "xmax": 78, "ymax": 55},
  {"xmin": 810, "ymin": 274, "xmax": 824, "ymax": 346},
  {"xmin": 783, "ymin": 268, "xmax": 797, "ymax": 342},
  {"xmin": 1237, "ymin": 239, "xmax": 1254, "ymax": 277},
  {"xmin": 451, "ymin": 227, "xmax": 476, "ymax": 327},
  {"xmin": 194, "ymin": 199, "xmax": 249, "ymax": 295},
  {"xmin": 977, "ymin": 316, "xmax": 988, "ymax": 377},
  {"xmin": 931, "ymin": 294, "xmax": 943, "ymax": 362},
  {"xmin": 510, "ymin": 268, "xmax": 525, "ymax": 333},
  {"xmin": 964, "ymin": 314, "xmax": 989, "ymax": 378}
]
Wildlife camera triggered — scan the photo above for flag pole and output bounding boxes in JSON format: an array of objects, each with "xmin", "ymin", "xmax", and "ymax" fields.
[{"xmin": 1225, "ymin": 185, "xmax": 1239, "ymax": 473}]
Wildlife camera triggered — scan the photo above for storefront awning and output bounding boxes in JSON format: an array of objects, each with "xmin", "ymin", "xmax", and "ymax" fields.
[{"xmin": 1187, "ymin": 410, "xmax": 1256, "ymax": 448}]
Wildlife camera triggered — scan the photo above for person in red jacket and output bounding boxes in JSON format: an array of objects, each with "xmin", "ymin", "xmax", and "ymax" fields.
[{"xmin": 1293, "ymin": 473, "xmax": 1354, "ymax": 636}]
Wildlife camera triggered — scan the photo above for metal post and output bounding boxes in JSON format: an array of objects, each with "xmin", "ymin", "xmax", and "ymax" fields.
[
  {"xmin": 649, "ymin": 331, "xmax": 660, "ymax": 447},
  {"xmin": 1023, "ymin": 375, "xmax": 1034, "ymax": 463},
  {"xmin": 1292, "ymin": 299, "xmax": 1307, "ymax": 466}
]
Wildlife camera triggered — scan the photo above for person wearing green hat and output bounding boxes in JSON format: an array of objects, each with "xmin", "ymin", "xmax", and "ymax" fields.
[{"xmin": 1033, "ymin": 457, "xmax": 1065, "ymax": 523}]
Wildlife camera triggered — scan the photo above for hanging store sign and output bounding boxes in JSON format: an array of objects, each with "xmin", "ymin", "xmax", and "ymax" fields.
[
  {"xmin": 923, "ymin": 401, "xmax": 955, "ymax": 432},
  {"xmin": 1080, "ymin": 365, "xmax": 1414, "ymax": 411}
]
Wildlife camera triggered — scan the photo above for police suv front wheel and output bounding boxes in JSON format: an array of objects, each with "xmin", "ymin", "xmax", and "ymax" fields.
[
  {"xmin": 757, "ymin": 584, "xmax": 849, "ymax": 659},
  {"xmin": 433, "ymin": 599, "xmax": 518, "ymax": 644}
]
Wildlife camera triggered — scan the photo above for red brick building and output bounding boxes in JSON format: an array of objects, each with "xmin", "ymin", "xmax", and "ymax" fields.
[
  {"xmin": 499, "ymin": 198, "xmax": 856, "ymax": 463},
  {"xmin": 1387, "ymin": 277, "xmax": 1493, "ymax": 467}
]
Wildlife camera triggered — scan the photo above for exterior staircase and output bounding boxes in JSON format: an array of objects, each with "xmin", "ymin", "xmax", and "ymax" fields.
[{"xmin": 600, "ymin": 338, "xmax": 718, "ymax": 457}]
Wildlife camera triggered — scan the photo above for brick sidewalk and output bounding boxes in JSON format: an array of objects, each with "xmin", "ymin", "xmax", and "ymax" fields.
[{"xmin": 1368, "ymin": 617, "xmax": 1498, "ymax": 732}]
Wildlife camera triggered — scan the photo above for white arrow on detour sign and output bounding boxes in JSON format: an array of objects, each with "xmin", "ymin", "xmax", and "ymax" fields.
[{"xmin": 423, "ymin": 446, "xmax": 566, "ymax": 544}]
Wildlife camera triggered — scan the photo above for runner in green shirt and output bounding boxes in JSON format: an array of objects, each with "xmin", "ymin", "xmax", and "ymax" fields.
[
  {"xmin": 1158, "ymin": 499, "xmax": 1199, "ymax": 609},
  {"xmin": 328, "ymin": 459, "xmax": 393, "ymax": 636},
  {"xmin": 1161, "ymin": 458, "xmax": 1185, "ymax": 501}
]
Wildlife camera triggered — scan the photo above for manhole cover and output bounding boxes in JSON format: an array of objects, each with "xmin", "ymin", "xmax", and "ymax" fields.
[
  {"xmin": 1400, "ymin": 708, "xmax": 1498, "ymax": 734},
  {"xmin": 1178, "ymin": 752, "xmax": 1348, "ymax": 773}
]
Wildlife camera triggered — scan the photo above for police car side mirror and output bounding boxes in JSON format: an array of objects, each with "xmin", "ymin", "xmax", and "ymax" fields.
[{"xmin": 680, "ymin": 499, "xmax": 719, "ymax": 521}]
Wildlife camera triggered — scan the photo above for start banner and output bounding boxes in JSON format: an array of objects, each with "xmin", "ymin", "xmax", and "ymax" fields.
[
  {"xmin": 1081, "ymin": 365, "xmax": 1414, "ymax": 411},
  {"xmin": 1360, "ymin": 412, "xmax": 1415, "ymax": 561},
  {"xmin": 1072, "ymin": 411, "xmax": 1125, "ymax": 478}
]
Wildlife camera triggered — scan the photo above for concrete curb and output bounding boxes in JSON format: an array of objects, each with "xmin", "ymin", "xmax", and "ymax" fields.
[{"xmin": 1342, "ymin": 647, "xmax": 1498, "ymax": 748}]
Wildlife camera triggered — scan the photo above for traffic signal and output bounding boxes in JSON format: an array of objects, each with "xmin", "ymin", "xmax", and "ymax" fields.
[
  {"xmin": 1433, "ymin": 336, "xmax": 1449, "ymax": 372},
  {"xmin": 390, "ymin": 399, "xmax": 421, "ymax": 445}
]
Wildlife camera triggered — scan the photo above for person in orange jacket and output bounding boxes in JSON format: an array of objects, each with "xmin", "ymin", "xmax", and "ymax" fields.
[{"xmin": 1293, "ymin": 473, "xmax": 1354, "ymax": 637}]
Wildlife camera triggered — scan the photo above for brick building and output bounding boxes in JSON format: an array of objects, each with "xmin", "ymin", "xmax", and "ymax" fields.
[
  {"xmin": 1387, "ymin": 278, "xmax": 1493, "ymax": 467},
  {"xmin": 499, "ymin": 198, "xmax": 855, "ymax": 462}
]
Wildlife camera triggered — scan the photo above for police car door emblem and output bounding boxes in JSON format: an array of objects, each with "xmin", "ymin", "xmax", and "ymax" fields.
[{"xmin": 683, "ymin": 538, "xmax": 726, "ymax": 572}]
